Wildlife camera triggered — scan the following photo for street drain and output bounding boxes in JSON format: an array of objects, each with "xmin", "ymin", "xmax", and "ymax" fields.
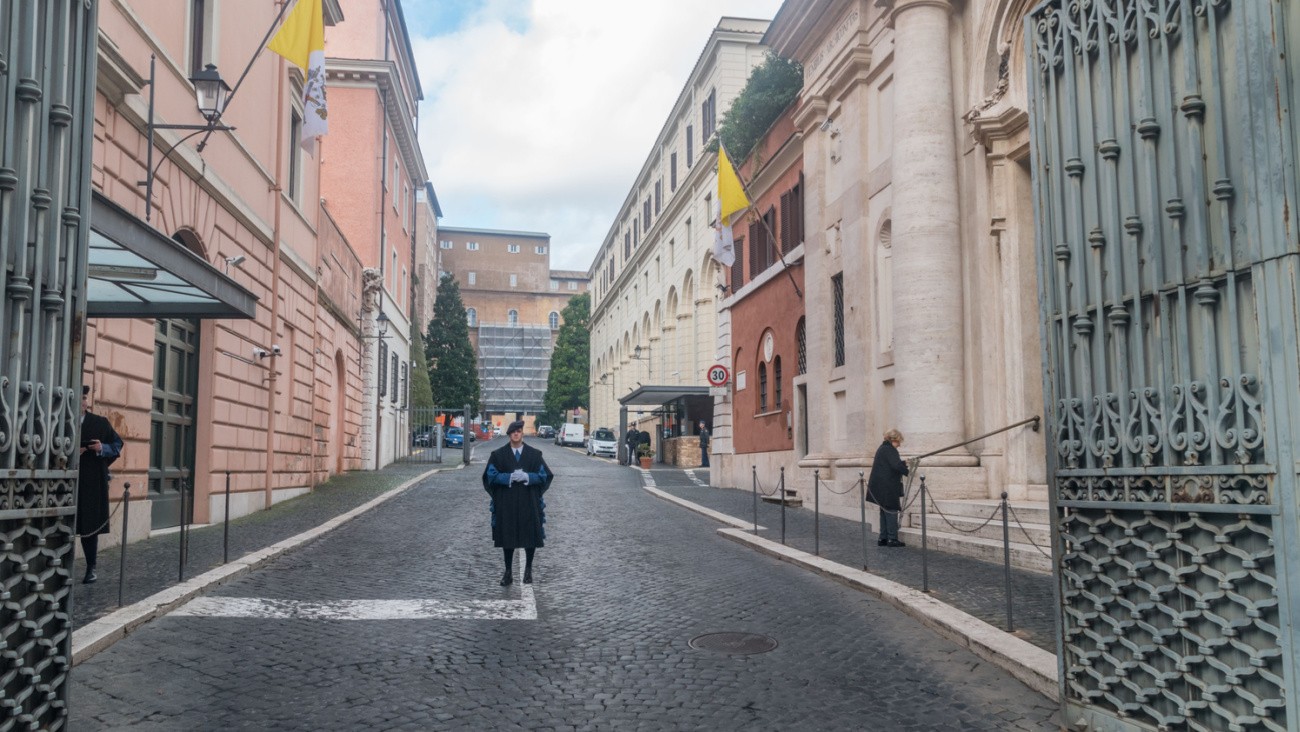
[{"xmin": 689, "ymin": 632, "xmax": 779, "ymax": 655}]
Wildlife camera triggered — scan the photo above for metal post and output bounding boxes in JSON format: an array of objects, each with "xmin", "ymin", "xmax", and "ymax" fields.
[
  {"xmin": 178, "ymin": 479, "xmax": 187, "ymax": 582},
  {"xmin": 814, "ymin": 470, "xmax": 820, "ymax": 557},
  {"xmin": 779, "ymin": 467, "xmax": 786, "ymax": 545},
  {"xmin": 751, "ymin": 465, "xmax": 758, "ymax": 534},
  {"xmin": 920, "ymin": 476, "xmax": 929, "ymax": 593},
  {"xmin": 462, "ymin": 404, "xmax": 471, "ymax": 464},
  {"xmin": 118, "ymin": 483, "xmax": 131, "ymax": 607},
  {"xmin": 859, "ymin": 472, "xmax": 867, "ymax": 570},
  {"xmin": 1002, "ymin": 492, "xmax": 1014, "ymax": 631},
  {"xmin": 223, "ymin": 471, "xmax": 232, "ymax": 564}
]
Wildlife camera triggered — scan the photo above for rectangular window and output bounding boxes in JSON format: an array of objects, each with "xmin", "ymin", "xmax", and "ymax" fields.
[
  {"xmin": 189, "ymin": 0, "xmax": 214, "ymax": 75},
  {"xmin": 670, "ymin": 153, "xmax": 678, "ymax": 191},
  {"xmin": 467, "ymin": 241, "xmax": 480, "ymax": 251},
  {"xmin": 759, "ymin": 364, "xmax": 768, "ymax": 412},
  {"xmin": 288, "ymin": 109, "xmax": 302, "ymax": 202},
  {"xmin": 378, "ymin": 341, "xmax": 388, "ymax": 397},
  {"xmin": 634, "ymin": 219, "xmax": 640, "ymax": 247},
  {"xmin": 467, "ymin": 271, "xmax": 476, "ymax": 285},
  {"xmin": 508, "ymin": 243, "xmax": 520, "ymax": 253},
  {"xmin": 731, "ymin": 236, "xmax": 745, "ymax": 292},
  {"xmin": 702, "ymin": 88, "xmax": 717, "ymax": 142},
  {"xmin": 550, "ymin": 279, "xmax": 559, "ymax": 291},
  {"xmin": 535, "ymin": 245, "xmax": 547, "ymax": 254},
  {"xmin": 832, "ymin": 273, "xmax": 845, "ymax": 367},
  {"xmin": 686, "ymin": 126, "xmax": 694, "ymax": 168},
  {"xmin": 567, "ymin": 281, "xmax": 577, "ymax": 291},
  {"xmin": 402, "ymin": 182, "xmax": 410, "ymax": 231},
  {"xmin": 780, "ymin": 176, "xmax": 804, "ymax": 253},
  {"xmin": 400, "ymin": 363, "xmax": 408, "ymax": 408},
  {"xmin": 510, "ymin": 274, "xmax": 518, "ymax": 287},
  {"xmin": 643, "ymin": 198, "xmax": 652, "ymax": 230},
  {"xmin": 624, "ymin": 232, "xmax": 631, "ymax": 259},
  {"xmin": 390, "ymin": 352, "xmax": 399, "ymax": 403},
  {"xmin": 440, "ymin": 240, "xmax": 453, "ymax": 249},
  {"xmin": 655, "ymin": 180, "xmax": 662, "ymax": 214}
]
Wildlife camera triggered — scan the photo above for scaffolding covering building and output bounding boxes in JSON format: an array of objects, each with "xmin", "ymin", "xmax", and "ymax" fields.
[{"xmin": 477, "ymin": 324, "xmax": 554, "ymax": 414}]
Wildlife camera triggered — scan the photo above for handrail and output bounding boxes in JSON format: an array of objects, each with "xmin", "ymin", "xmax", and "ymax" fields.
[{"xmin": 912, "ymin": 416, "xmax": 1041, "ymax": 461}]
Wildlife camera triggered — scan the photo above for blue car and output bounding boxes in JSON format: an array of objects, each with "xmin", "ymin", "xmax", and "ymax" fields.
[{"xmin": 444, "ymin": 427, "xmax": 465, "ymax": 447}]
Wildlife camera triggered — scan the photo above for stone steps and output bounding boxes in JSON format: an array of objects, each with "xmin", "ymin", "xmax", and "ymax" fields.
[
  {"xmin": 761, "ymin": 487, "xmax": 803, "ymax": 507},
  {"xmin": 897, "ymin": 499, "xmax": 1053, "ymax": 574},
  {"xmin": 896, "ymin": 526, "xmax": 1054, "ymax": 574},
  {"xmin": 906, "ymin": 510, "xmax": 1052, "ymax": 547}
]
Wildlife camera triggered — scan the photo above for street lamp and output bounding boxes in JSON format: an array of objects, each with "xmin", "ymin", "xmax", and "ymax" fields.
[
  {"xmin": 631, "ymin": 344, "xmax": 652, "ymax": 378},
  {"xmin": 137, "ymin": 55, "xmax": 236, "ymax": 222},
  {"xmin": 376, "ymin": 310, "xmax": 390, "ymax": 338}
]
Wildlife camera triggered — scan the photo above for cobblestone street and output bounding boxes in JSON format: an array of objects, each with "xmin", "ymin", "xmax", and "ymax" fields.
[{"xmin": 71, "ymin": 440, "xmax": 1060, "ymax": 730}]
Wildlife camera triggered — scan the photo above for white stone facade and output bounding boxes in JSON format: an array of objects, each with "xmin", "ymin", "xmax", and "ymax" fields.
[{"xmin": 587, "ymin": 19, "xmax": 770, "ymax": 434}]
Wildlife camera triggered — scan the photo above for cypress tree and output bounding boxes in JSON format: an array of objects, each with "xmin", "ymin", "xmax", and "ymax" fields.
[
  {"xmin": 543, "ymin": 293, "xmax": 590, "ymax": 419},
  {"xmin": 426, "ymin": 274, "xmax": 480, "ymax": 417}
]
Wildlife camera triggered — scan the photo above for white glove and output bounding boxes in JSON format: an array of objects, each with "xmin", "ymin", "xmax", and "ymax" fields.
[{"xmin": 510, "ymin": 469, "xmax": 528, "ymax": 484}]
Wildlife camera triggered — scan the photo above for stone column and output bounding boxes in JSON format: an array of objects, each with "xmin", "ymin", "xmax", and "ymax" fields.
[{"xmin": 890, "ymin": 0, "xmax": 966, "ymax": 455}]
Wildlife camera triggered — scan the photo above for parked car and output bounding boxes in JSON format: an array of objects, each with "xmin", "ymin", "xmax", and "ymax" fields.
[
  {"xmin": 444, "ymin": 427, "xmax": 465, "ymax": 447},
  {"xmin": 412, "ymin": 430, "xmax": 432, "ymax": 447},
  {"xmin": 537, "ymin": 425, "xmax": 555, "ymax": 439},
  {"xmin": 587, "ymin": 428, "xmax": 617, "ymax": 458},
  {"xmin": 557, "ymin": 423, "xmax": 586, "ymax": 447}
]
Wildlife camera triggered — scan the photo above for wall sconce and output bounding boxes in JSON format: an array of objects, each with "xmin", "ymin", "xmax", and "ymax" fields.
[{"xmin": 138, "ymin": 55, "xmax": 235, "ymax": 223}]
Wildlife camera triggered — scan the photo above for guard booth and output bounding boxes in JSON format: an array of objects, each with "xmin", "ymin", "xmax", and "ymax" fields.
[
  {"xmin": 1027, "ymin": 1, "xmax": 1300, "ymax": 729},
  {"xmin": 617, "ymin": 386, "xmax": 712, "ymax": 467}
]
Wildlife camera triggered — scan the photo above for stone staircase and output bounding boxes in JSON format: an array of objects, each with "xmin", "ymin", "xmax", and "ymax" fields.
[
  {"xmin": 899, "ymin": 499, "xmax": 1053, "ymax": 573},
  {"xmin": 760, "ymin": 485, "xmax": 803, "ymax": 507}
]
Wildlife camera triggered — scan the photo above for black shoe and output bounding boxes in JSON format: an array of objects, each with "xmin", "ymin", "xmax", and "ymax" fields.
[
  {"xmin": 877, "ymin": 540, "xmax": 888, "ymax": 546},
  {"xmin": 886, "ymin": 540, "xmax": 906, "ymax": 548},
  {"xmin": 83, "ymin": 568, "xmax": 97, "ymax": 584},
  {"xmin": 500, "ymin": 571, "xmax": 512, "ymax": 586},
  {"xmin": 523, "ymin": 569, "xmax": 533, "ymax": 584}
]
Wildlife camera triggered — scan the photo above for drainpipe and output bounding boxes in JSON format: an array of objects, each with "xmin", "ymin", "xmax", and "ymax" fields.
[
  {"xmin": 373, "ymin": 8, "xmax": 391, "ymax": 471},
  {"xmin": 265, "ymin": 25, "xmax": 286, "ymax": 509}
]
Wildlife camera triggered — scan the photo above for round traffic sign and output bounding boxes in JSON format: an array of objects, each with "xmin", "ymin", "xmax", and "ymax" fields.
[{"xmin": 707, "ymin": 364, "xmax": 731, "ymax": 387}]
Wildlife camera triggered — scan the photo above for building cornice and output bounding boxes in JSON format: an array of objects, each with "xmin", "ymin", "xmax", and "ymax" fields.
[{"xmin": 327, "ymin": 59, "xmax": 428, "ymax": 184}]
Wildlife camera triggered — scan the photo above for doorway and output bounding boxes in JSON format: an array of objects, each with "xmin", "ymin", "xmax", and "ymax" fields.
[{"xmin": 149, "ymin": 317, "xmax": 199, "ymax": 529}]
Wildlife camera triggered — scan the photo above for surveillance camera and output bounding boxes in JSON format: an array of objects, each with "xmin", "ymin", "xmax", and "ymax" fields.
[
  {"xmin": 225, "ymin": 254, "xmax": 246, "ymax": 267},
  {"xmin": 819, "ymin": 117, "xmax": 834, "ymax": 132},
  {"xmin": 271, "ymin": 345, "xmax": 282, "ymax": 356},
  {"xmin": 252, "ymin": 347, "xmax": 269, "ymax": 359}
]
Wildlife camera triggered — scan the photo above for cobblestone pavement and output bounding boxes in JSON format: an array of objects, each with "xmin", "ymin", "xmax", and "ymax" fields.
[
  {"xmin": 71, "ymin": 443, "xmax": 1060, "ymax": 730},
  {"xmin": 72, "ymin": 454, "xmax": 462, "ymax": 630},
  {"xmin": 642, "ymin": 466, "xmax": 1059, "ymax": 653}
]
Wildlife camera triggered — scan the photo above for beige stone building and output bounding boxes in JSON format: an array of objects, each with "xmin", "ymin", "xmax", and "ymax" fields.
[
  {"xmin": 413, "ymin": 182, "xmax": 444, "ymax": 331},
  {"xmin": 437, "ymin": 226, "xmax": 588, "ymax": 420},
  {"xmin": 587, "ymin": 18, "xmax": 770, "ymax": 454}
]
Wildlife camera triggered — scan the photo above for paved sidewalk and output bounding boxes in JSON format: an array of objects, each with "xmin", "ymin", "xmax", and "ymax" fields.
[
  {"xmin": 642, "ymin": 467, "xmax": 1059, "ymax": 653},
  {"xmin": 72, "ymin": 457, "xmax": 462, "ymax": 632}
]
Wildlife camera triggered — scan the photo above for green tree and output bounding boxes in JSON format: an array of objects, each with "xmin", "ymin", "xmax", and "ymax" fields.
[
  {"xmin": 713, "ymin": 53, "xmax": 803, "ymax": 162},
  {"xmin": 543, "ymin": 293, "xmax": 590, "ymax": 419},
  {"xmin": 409, "ymin": 318, "xmax": 434, "ymax": 410},
  {"xmin": 426, "ymin": 274, "xmax": 480, "ymax": 418}
]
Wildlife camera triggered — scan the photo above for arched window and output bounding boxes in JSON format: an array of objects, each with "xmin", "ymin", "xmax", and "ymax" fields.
[
  {"xmin": 466, "ymin": 307, "xmax": 477, "ymax": 327},
  {"xmin": 758, "ymin": 362, "xmax": 768, "ymax": 412},
  {"xmin": 508, "ymin": 309, "xmax": 519, "ymax": 325},
  {"xmin": 774, "ymin": 356, "xmax": 783, "ymax": 410},
  {"xmin": 549, "ymin": 311, "xmax": 559, "ymax": 329}
]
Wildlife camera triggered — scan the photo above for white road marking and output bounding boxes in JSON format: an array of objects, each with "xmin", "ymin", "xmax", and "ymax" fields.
[
  {"xmin": 684, "ymin": 469, "xmax": 708, "ymax": 487},
  {"xmin": 172, "ymin": 585, "xmax": 537, "ymax": 621}
]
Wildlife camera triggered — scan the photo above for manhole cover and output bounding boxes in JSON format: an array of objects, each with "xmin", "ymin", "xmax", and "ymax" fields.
[{"xmin": 688, "ymin": 632, "xmax": 779, "ymax": 655}]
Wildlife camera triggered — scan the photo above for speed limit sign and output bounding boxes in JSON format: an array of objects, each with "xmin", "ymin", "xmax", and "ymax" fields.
[{"xmin": 707, "ymin": 364, "xmax": 731, "ymax": 387}]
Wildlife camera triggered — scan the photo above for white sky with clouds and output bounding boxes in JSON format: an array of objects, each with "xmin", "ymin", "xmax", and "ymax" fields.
[{"xmin": 405, "ymin": 0, "xmax": 784, "ymax": 273}]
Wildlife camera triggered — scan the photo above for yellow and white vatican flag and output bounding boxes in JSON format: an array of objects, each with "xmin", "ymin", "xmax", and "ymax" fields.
[
  {"xmin": 268, "ymin": 0, "xmax": 328, "ymax": 152},
  {"xmin": 713, "ymin": 146, "xmax": 749, "ymax": 267}
]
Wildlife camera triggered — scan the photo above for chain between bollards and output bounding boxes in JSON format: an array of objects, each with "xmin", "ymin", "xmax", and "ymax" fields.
[
  {"xmin": 1002, "ymin": 492, "xmax": 1014, "ymax": 632},
  {"xmin": 223, "ymin": 470, "xmax": 232, "ymax": 564},
  {"xmin": 920, "ymin": 476, "xmax": 929, "ymax": 593},
  {"xmin": 779, "ymin": 467, "xmax": 786, "ymax": 545},
  {"xmin": 117, "ymin": 482, "xmax": 131, "ymax": 607},
  {"xmin": 814, "ymin": 470, "xmax": 820, "ymax": 557},
  {"xmin": 751, "ymin": 465, "xmax": 758, "ymax": 534},
  {"xmin": 858, "ymin": 472, "xmax": 867, "ymax": 571}
]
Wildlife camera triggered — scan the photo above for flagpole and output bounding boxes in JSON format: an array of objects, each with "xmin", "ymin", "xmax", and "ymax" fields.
[
  {"xmin": 195, "ymin": 0, "xmax": 295, "ymax": 153},
  {"xmin": 718, "ymin": 140, "xmax": 803, "ymax": 299}
]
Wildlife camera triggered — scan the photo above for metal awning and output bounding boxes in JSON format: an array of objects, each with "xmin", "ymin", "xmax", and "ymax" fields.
[
  {"xmin": 86, "ymin": 191, "xmax": 258, "ymax": 319},
  {"xmin": 618, "ymin": 385, "xmax": 711, "ymax": 406}
]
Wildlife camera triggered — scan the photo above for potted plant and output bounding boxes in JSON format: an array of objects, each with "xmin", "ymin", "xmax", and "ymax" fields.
[{"xmin": 637, "ymin": 443, "xmax": 654, "ymax": 469}]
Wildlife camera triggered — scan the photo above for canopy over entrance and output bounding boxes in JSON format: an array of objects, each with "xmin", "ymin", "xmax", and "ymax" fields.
[
  {"xmin": 617, "ymin": 385, "xmax": 713, "ymax": 465},
  {"xmin": 86, "ymin": 191, "xmax": 258, "ymax": 319}
]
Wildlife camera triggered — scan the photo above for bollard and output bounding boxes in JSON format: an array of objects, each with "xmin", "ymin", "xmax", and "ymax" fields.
[
  {"xmin": 920, "ymin": 476, "xmax": 929, "ymax": 593},
  {"xmin": 814, "ymin": 470, "xmax": 820, "ymax": 557},
  {"xmin": 779, "ymin": 467, "xmax": 786, "ymax": 545},
  {"xmin": 223, "ymin": 470, "xmax": 232, "ymax": 564},
  {"xmin": 751, "ymin": 465, "xmax": 758, "ymax": 534},
  {"xmin": 859, "ymin": 472, "xmax": 868, "ymax": 571},
  {"xmin": 118, "ymin": 482, "xmax": 131, "ymax": 607},
  {"xmin": 178, "ymin": 479, "xmax": 187, "ymax": 582},
  {"xmin": 1002, "ymin": 492, "xmax": 1014, "ymax": 632}
]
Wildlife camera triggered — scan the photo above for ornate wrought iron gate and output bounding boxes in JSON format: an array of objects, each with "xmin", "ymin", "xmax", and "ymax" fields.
[
  {"xmin": 1027, "ymin": 0, "xmax": 1300, "ymax": 729},
  {"xmin": 0, "ymin": 0, "xmax": 98, "ymax": 727}
]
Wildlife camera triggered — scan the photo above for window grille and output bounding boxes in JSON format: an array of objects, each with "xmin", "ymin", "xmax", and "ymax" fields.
[
  {"xmin": 400, "ymin": 363, "xmax": 408, "ymax": 407},
  {"xmin": 774, "ymin": 356, "xmax": 782, "ymax": 409},
  {"xmin": 796, "ymin": 318, "xmax": 806, "ymax": 375},
  {"xmin": 832, "ymin": 274, "xmax": 845, "ymax": 367},
  {"xmin": 378, "ymin": 341, "xmax": 388, "ymax": 397},
  {"xmin": 467, "ymin": 308, "xmax": 477, "ymax": 327},
  {"xmin": 549, "ymin": 312, "xmax": 559, "ymax": 329},
  {"xmin": 758, "ymin": 362, "xmax": 768, "ymax": 412},
  {"xmin": 390, "ymin": 352, "xmax": 399, "ymax": 403},
  {"xmin": 731, "ymin": 236, "xmax": 744, "ymax": 292}
]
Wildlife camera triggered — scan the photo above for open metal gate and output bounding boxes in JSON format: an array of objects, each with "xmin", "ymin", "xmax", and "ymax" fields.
[
  {"xmin": 0, "ymin": 0, "xmax": 98, "ymax": 727},
  {"xmin": 1027, "ymin": 0, "xmax": 1300, "ymax": 729}
]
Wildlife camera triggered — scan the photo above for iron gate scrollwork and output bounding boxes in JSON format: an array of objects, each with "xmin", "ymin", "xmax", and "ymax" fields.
[
  {"xmin": 1027, "ymin": 0, "xmax": 1300, "ymax": 729},
  {"xmin": 0, "ymin": 0, "xmax": 98, "ymax": 728}
]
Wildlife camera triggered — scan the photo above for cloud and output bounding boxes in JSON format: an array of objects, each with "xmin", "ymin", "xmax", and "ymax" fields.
[{"xmin": 410, "ymin": 0, "xmax": 784, "ymax": 271}]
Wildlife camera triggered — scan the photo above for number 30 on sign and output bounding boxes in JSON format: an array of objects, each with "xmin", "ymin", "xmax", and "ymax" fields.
[{"xmin": 707, "ymin": 364, "xmax": 731, "ymax": 387}]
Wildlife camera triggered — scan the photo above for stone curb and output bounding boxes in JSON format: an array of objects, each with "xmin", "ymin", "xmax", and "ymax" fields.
[
  {"xmin": 716, "ymin": 527, "xmax": 1059, "ymax": 699},
  {"xmin": 70, "ymin": 462, "xmax": 462, "ymax": 666},
  {"xmin": 641, "ymin": 484, "xmax": 766, "ymax": 531}
]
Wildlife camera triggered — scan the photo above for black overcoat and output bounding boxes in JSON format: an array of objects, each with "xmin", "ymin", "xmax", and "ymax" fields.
[
  {"xmin": 77, "ymin": 412, "xmax": 123, "ymax": 536},
  {"xmin": 865, "ymin": 440, "xmax": 909, "ymax": 511},
  {"xmin": 481, "ymin": 442, "xmax": 555, "ymax": 549}
]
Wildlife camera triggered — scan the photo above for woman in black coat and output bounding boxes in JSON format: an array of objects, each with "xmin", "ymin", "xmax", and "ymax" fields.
[
  {"xmin": 78, "ymin": 385, "xmax": 123, "ymax": 583},
  {"xmin": 482, "ymin": 421, "xmax": 555, "ymax": 585},
  {"xmin": 866, "ymin": 429, "xmax": 909, "ymax": 547}
]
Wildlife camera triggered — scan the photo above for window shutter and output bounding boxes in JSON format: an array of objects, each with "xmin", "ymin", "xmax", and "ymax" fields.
[{"xmin": 731, "ymin": 236, "xmax": 744, "ymax": 292}]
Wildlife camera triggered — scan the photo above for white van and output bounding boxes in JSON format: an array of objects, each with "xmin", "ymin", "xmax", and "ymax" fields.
[{"xmin": 557, "ymin": 423, "xmax": 585, "ymax": 447}]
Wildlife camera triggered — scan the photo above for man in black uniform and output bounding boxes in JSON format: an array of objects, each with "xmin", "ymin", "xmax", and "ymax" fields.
[
  {"xmin": 482, "ymin": 421, "xmax": 555, "ymax": 585},
  {"xmin": 78, "ymin": 384, "xmax": 123, "ymax": 584}
]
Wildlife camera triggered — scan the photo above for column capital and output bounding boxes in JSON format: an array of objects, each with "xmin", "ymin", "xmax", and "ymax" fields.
[{"xmin": 889, "ymin": 0, "xmax": 953, "ymax": 23}]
